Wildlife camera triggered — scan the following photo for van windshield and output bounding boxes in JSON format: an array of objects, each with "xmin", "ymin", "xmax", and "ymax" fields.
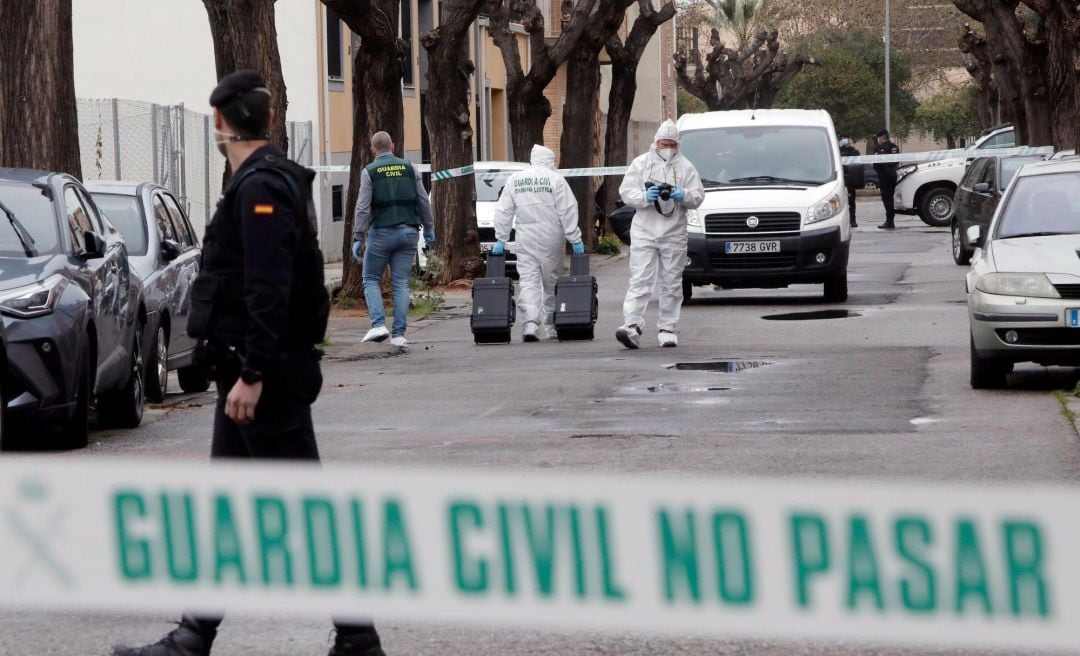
[{"xmin": 678, "ymin": 126, "xmax": 836, "ymax": 187}]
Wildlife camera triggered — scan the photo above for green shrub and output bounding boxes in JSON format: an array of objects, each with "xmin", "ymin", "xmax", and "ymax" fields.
[{"xmin": 594, "ymin": 234, "xmax": 622, "ymax": 255}]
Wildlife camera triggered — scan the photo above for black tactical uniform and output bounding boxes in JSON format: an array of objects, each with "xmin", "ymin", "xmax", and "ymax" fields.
[
  {"xmin": 873, "ymin": 131, "xmax": 900, "ymax": 229},
  {"xmin": 112, "ymin": 70, "xmax": 383, "ymax": 656},
  {"xmin": 840, "ymin": 142, "xmax": 861, "ymax": 227}
]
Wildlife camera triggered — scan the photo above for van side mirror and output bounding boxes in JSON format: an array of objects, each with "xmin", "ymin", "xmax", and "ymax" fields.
[
  {"xmin": 973, "ymin": 182, "xmax": 991, "ymax": 193},
  {"xmin": 160, "ymin": 239, "xmax": 181, "ymax": 262},
  {"xmin": 966, "ymin": 225, "xmax": 983, "ymax": 247},
  {"xmin": 82, "ymin": 231, "xmax": 106, "ymax": 260}
]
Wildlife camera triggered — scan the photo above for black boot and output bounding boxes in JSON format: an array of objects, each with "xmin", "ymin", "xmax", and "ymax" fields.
[
  {"xmin": 113, "ymin": 616, "xmax": 215, "ymax": 656},
  {"xmin": 328, "ymin": 625, "xmax": 386, "ymax": 656}
]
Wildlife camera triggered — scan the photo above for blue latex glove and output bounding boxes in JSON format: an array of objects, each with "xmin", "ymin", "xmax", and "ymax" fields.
[
  {"xmin": 424, "ymin": 229, "xmax": 435, "ymax": 249},
  {"xmin": 645, "ymin": 186, "xmax": 661, "ymax": 202},
  {"xmin": 491, "ymin": 240, "xmax": 506, "ymax": 256},
  {"xmin": 351, "ymin": 239, "xmax": 363, "ymax": 263},
  {"xmin": 571, "ymin": 241, "xmax": 585, "ymax": 255},
  {"xmin": 671, "ymin": 186, "xmax": 688, "ymax": 202}
]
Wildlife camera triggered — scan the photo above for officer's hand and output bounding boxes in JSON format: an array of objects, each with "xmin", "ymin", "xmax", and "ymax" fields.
[
  {"xmin": 491, "ymin": 240, "xmax": 506, "ymax": 256},
  {"xmin": 571, "ymin": 241, "xmax": 585, "ymax": 255},
  {"xmin": 646, "ymin": 186, "xmax": 661, "ymax": 202},
  {"xmin": 671, "ymin": 186, "xmax": 688, "ymax": 203},
  {"xmin": 424, "ymin": 229, "xmax": 435, "ymax": 249},
  {"xmin": 226, "ymin": 379, "xmax": 263, "ymax": 425},
  {"xmin": 351, "ymin": 239, "xmax": 363, "ymax": 263}
]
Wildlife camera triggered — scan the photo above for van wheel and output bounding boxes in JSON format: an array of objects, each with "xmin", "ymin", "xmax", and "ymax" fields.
[
  {"xmin": 59, "ymin": 342, "xmax": 91, "ymax": 449},
  {"xmin": 99, "ymin": 332, "xmax": 145, "ymax": 428},
  {"xmin": 823, "ymin": 270, "xmax": 848, "ymax": 303},
  {"xmin": 919, "ymin": 186, "xmax": 955, "ymax": 227},
  {"xmin": 177, "ymin": 365, "xmax": 211, "ymax": 393},
  {"xmin": 682, "ymin": 280, "xmax": 694, "ymax": 305}
]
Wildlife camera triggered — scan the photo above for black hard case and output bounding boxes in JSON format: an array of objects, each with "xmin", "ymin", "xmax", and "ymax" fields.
[
  {"xmin": 553, "ymin": 253, "xmax": 598, "ymax": 341},
  {"xmin": 471, "ymin": 253, "xmax": 515, "ymax": 344}
]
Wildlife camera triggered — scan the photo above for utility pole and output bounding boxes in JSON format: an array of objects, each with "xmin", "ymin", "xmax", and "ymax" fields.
[{"xmin": 884, "ymin": 0, "xmax": 891, "ymax": 133}]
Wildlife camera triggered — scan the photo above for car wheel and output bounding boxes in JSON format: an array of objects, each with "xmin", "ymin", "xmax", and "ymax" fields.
[
  {"xmin": 823, "ymin": 269, "xmax": 849, "ymax": 303},
  {"xmin": 682, "ymin": 280, "xmax": 694, "ymax": 305},
  {"xmin": 58, "ymin": 341, "xmax": 91, "ymax": 449},
  {"xmin": 177, "ymin": 365, "xmax": 211, "ymax": 393},
  {"xmin": 918, "ymin": 186, "xmax": 955, "ymax": 227},
  {"xmin": 951, "ymin": 220, "xmax": 972, "ymax": 265},
  {"xmin": 970, "ymin": 334, "xmax": 1009, "ymax": 389},
  {"xmin": 99, "ymin": 331, "xmax": 145, "ymax": 428},
  {"xmin": 144, "ymin": 321, "xmax": 168, "ymax": 403}
]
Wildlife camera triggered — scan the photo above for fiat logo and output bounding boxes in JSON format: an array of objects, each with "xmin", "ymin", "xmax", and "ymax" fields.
[{"xmin": 746, "ymin": 216, "xmax": 760, "ymax": 228}]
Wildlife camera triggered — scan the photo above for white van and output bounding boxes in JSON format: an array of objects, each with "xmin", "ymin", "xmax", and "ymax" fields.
[{"xmin": 678, "ymin": 109, "xmax": 851, "ymax": 302}]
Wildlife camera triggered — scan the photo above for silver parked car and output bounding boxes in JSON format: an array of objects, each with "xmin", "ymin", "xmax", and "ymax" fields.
[
  {"xmin": 87, "ymin": 182, "xmax": 209, "ymax": 401},
  {"xmin": 965, "ymin": 159, "xmax": 1080, "ymax": 388}
]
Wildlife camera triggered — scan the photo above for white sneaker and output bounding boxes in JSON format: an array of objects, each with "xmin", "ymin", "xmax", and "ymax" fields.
[
  {"xmin": 522, "ymin": 323, "xmax": 539, "ymax": 343},
  {"xmin": 390, "ymin": 336, "xmax": 408, "ymax": 348},
  {"xmin": 362, "ymin": 326, "xmax": 390, "ymax": 342},
  {"xmin": 615, "ymin": 324, "xmax": 642, "ymax": 349},
  {"xmin": 658, "ymin": 330, "xmax": 678, "ymax": 347}
]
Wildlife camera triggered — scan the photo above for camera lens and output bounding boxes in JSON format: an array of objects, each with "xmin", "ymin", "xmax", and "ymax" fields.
[{"xmin": 660, "ymin": 189, "xmax": 671, "ymax": 201}]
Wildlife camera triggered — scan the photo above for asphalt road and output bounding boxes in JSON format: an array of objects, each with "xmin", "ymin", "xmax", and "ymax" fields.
[{"xmin": 4, "ymin": 201, "xmax": 1079, "ymax": 655}]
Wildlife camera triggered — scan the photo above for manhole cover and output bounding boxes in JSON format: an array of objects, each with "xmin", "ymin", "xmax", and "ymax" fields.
[{"xmin": 762, "ymin": 309, "xmax": 861, "ymax": 321}]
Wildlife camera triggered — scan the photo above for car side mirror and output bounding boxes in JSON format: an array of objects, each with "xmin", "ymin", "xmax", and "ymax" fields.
[
  {"xmin": 160, "ymin": 239, "xmax": 181, "ymax": 262},
  {"xmin": 973, "ymin": 182, "xmax": 991, "ymax": 193},
  {"xmin": 82, "ymin": 231, "xmax": 106, "ymax": 260},
  {"xmin": 966, "ymin": 225, "xmax": 983, "ymax": 247}
]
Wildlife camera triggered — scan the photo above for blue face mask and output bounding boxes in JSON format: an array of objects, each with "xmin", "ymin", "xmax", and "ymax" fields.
[{"xmin": 840, "ymin": 138, "xmax": 850, "ymax": 147}]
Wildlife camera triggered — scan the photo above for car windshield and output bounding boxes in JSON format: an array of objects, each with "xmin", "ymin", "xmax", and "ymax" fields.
[
  {"xmin": 996, "ymin": 172, "xmax": 1080, "ymax": 238},
  {"xmin": 678, "ymin": 126, "xmax": 836, "ymax": 187},
  {"xmin": 92, "ymin": 193, "xmax": 147, "ymax": 255},
  {"xmin": 999, "ymin": 157, "xmax": 1041, "ymax": 190},
  {"xmin": 475, "ymin": 169, "xmax": 518, "ymax": 202},
  {"xmin": 0, "ymin": 182, "xmax": 62, "ymax": 257}
]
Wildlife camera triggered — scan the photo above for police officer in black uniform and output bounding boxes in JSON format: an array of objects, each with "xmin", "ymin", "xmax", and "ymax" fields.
[
  {"xmin": 839, "ymin": 135, "xmax": 861, "ymax": 228},
  {"xmin": 873, "ymin": 129, "xmax": 901, "ymax": 230},
  {"xmin": 112, "ymin": 71, "xmax": 386, "ymax": 656}
]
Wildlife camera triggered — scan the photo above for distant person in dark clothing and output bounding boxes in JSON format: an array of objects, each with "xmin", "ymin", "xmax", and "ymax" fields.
[
  {"xmin": 874, "ymin": 129, "xmax": 900, "ymax": 230},
  {"xmin": 839, "ymin": 135, "xmax": 861, "ymax": 228}
]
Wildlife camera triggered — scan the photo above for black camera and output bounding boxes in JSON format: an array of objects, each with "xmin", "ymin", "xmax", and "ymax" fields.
[{"xmin": 645, "ymin": 182, "xmax": 673, "ymax": 201}]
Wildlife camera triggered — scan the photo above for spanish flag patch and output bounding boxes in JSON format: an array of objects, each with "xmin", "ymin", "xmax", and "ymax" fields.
[{"xmin": 253, "ymin": 204, "xmax": 274, "ymax": 216}]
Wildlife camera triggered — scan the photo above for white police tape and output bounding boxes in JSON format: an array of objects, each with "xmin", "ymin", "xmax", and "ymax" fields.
[
  {"xmin": 312, "ymin": 145, "xmax": 1058, "ymax": 180},
  {"xmin": 1, "ymin": 456, "xmax": 1078, "ymax": 650}
]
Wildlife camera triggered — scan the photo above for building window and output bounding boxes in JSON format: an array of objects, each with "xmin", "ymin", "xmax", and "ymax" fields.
[
  {"xmin": 331, "ymin": 185, "xmax": 344, "ymax": 222},
  {"xmin": 326, "ymin": 7, "xmax": 343, "ymax": 79},
  {"xmin": 401, "ymin": 0, "xmax": 414, "ymax": 87}
]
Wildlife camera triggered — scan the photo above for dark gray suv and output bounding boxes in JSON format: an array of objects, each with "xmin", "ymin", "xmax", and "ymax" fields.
[{"xmin": 0, "ymin": 169, "xmax": 145, "ymax": 449}]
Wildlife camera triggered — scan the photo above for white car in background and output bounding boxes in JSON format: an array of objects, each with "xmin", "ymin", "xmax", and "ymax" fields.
[
  {"xmin": 966, "ymin": 158, "xmax": 1080, "ymax": 388},
  {"xmin": 894, "ymin": 124, "xmax": 1015, "ymax": 227},
  {"xmin": 475, "ymin": 161, "xmax": 527, "ymax": 274}
]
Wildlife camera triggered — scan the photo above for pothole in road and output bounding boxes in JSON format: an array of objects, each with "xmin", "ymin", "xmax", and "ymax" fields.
[
  {"xmin": 762, "ymin": 309, "xmax": 862, "ymax": 321},
  {"xmin": 665, "ymin": 360, "xmax": 773, "ymax": 373}
]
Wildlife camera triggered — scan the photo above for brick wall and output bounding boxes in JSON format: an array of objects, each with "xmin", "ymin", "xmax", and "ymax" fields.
[
  {"xmin": 542, "ymin": 65, "xmax": 568, "ymax": 164},
  {"xmin": 660, "ymin": 21, "xmax": 676, "ymax": 121}
]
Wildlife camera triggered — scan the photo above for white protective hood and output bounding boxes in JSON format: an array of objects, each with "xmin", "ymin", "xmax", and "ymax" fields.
[{"xmin": 530, "ymin": 144, "xmax": 557, "ymax": 170}]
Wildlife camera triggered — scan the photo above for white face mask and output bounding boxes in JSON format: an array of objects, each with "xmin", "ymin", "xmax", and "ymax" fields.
[
  {"xmin": 658, "ymin": 147, "xmax": 675, "ymax": 161},
  {"xmin": 840, "ymin": 139, "xmax": 850, "ymax": 147},
  {"xmin": 211, "ymin": 128, "xmax": 240, "ymax": 158}
]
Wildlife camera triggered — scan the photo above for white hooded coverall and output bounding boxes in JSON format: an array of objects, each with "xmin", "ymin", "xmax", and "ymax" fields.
[
  {"xmin": 619, "ymin": 120, "xmax": 705, "ymax": 332},
  {"xmin": 493, "ymin": 145, "xmax": 582, "ymax": 332}
]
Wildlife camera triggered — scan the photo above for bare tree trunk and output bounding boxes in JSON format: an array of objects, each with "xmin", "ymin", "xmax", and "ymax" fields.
[
  {"xmin": 202, "ymin": 0, "xmax": 289, "ymax": 155},
  {"xmin": 600, "ymin": 0, "xmax": 677, "ymax": 220},
  {"xmin": 323, "ymin": 0, "xmax": 407, "ymax": 298},
  {"xmin": 422, "ymin": 0, "xmax": 487, "ymax": 283},
  {"xmin": 560, "ymin": 49, "xmax": 602, "ymax": 246},
  {"xmin": 0, "ymin": 0, "xmax": 80, "ymax": 177}
]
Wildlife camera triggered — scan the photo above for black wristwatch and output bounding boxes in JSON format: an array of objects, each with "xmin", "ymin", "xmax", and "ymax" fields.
[{"xmin": 239, "ymin": 368, "xmax": 263, "ymax": 384}]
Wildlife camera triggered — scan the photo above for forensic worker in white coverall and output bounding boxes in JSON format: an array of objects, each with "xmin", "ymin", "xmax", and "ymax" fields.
[
  {"xmin": 492, "ymin": 145, "xmax": 585, "ymax": 341},
  {"xmin": 616, "ymin": 120, "xmax": 704, "ymax": 349}
]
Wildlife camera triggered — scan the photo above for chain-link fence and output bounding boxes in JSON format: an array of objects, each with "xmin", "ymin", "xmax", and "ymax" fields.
[{"xmin": 77, "ymin": 98, "xmax": 312, "ymax": 236}]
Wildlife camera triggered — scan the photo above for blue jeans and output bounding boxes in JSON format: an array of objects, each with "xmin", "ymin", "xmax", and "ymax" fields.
[{"xmin": 362, "ymin": 224, "xmax": 419, "ymax": 337}]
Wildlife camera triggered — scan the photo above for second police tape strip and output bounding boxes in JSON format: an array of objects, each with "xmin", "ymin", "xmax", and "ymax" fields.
[{"xmin": 310, "ymin": 145, "xmax": 1057, "ymax": 180}]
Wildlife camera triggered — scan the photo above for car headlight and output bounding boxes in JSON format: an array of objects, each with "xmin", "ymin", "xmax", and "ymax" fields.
[
  {"xmin": 686, "ymin": 209, "xmax": 703, "ymax": 227},
  {"xmin": 975, "ymin": 273, "xmax": 1061, "ymax": 299},
  {"xmin": 807, "ymin": 193, "xmax": 842, "ymax": 224},
  {"xmin": 896, "ymin": 164, "xmax": 917, "ymax": 183},
  {"xmin": 0, "ymin": 274, "xmax": 69, "ymax": 318}
]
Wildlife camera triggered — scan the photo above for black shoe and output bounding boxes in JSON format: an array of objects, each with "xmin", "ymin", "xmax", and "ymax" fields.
[
  {"xmin": 329, "ymin": 629, "xmax": 386, "ymax": 656},
  {"xmin": 113, "ymin": 618, "xmax": 214, "ymax": 656},
  {"xmin": 877, "ymin": 223, "xmax": 895, "ymax": 230},
  {"xmin": 850, "ymin": 222, "xmax": 858, "ymax": 228}
]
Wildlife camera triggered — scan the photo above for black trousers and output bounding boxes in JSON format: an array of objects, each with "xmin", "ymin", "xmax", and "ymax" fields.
[
  {"xmin": 847, "ymin": 185, "xmax": 857, "ymax": 224},
  {"xmin": 187, "ymin": 374, "xmax": 380, "ymax": 648},
  {"xmin": 879, "ymin": 174, "xmax": 897, "ymax": 223}
]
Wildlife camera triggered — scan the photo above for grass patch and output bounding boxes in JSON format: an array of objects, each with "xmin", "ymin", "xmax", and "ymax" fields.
[
  {"xmin": 335, "ymin": 296, "xmax": 357, "ymax": 310},
  {"xmin": 1053, "ymin": 390, "xmax": 1077, "ymax": 424},
  {"xmin": 408, "ymin": 270, "xmax": 446, "ymax": 320},
  {"xmin": 594, "ymin": 234, "xmax": 622, "ymax": 256}
]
